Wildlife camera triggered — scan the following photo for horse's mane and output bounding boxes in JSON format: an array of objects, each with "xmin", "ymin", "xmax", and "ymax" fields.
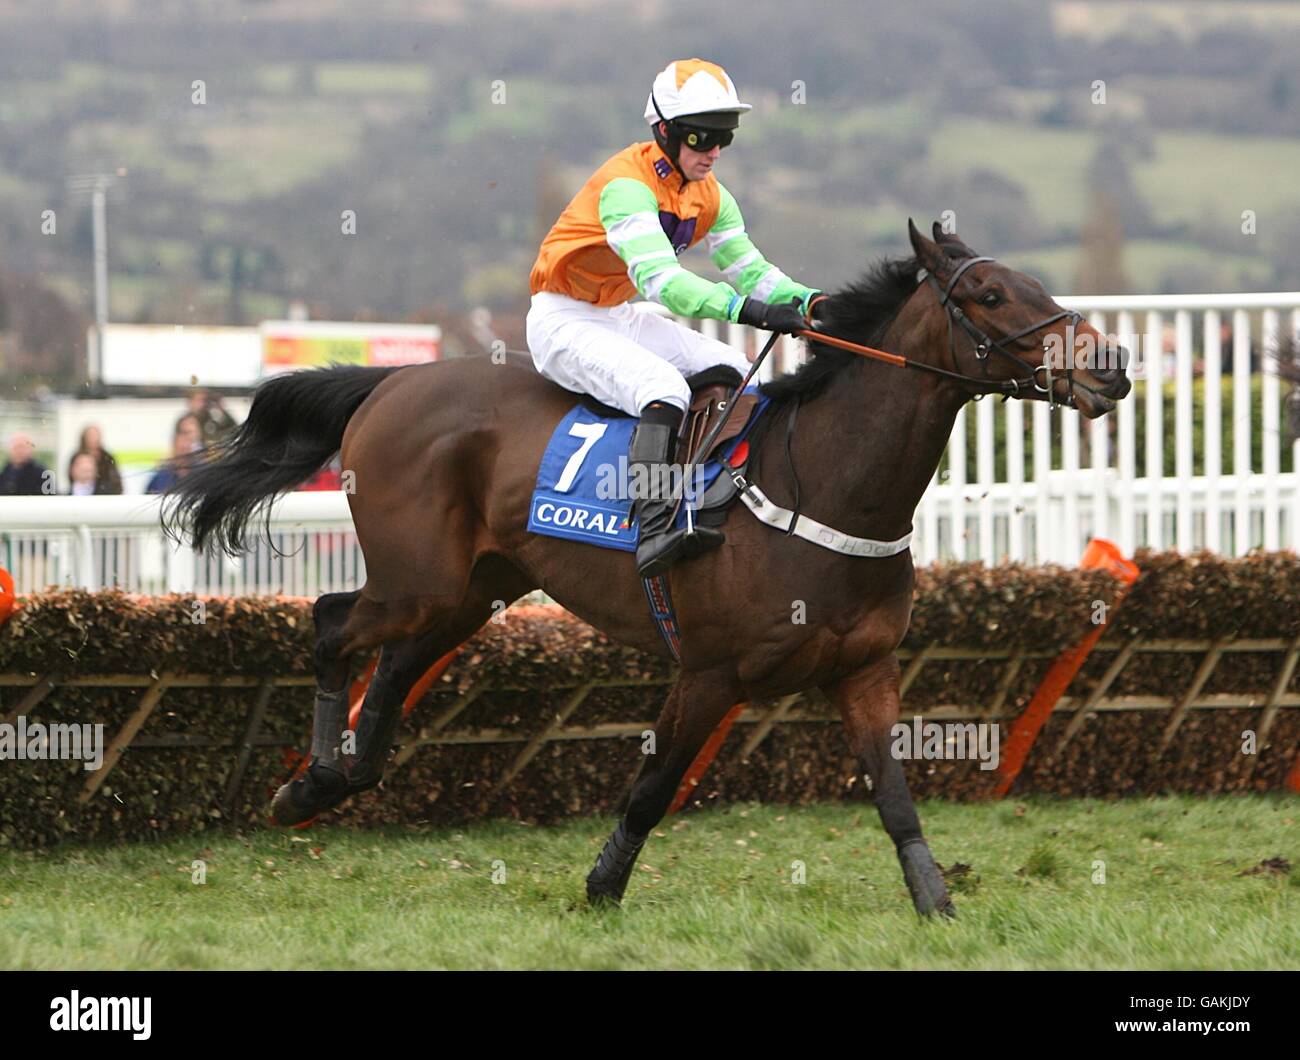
[{"xmin": 759, "ymin": 242, "xmax": 972, "ymax": 403}]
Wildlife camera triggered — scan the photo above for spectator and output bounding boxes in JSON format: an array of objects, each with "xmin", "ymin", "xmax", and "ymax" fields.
[
  {"xmin": 67, "ymin": 451, "xmax": 98, "ymax": 496},
  {"xmin": 0, "ymin": 432, "xmax": 51, "ymax": 495},
  {"xmin": 70, "ymin": 424, "xmax": 123, "ymax": 495},
  {"xmin": 146, "ymin": 414, "xmax": 203, "ymax": 494},
  {"xmin": 300, "ymin": 454, "xmax": 343, "ymax": 492},
  {"xmin": 187, "ymin": 389, "xmax": 238, "ymax": 448}
]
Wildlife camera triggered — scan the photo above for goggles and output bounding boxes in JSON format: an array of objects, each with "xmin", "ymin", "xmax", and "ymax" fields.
[{"xmin": 674, "ymin": 123, "xmax": 734, "ymax": 152}]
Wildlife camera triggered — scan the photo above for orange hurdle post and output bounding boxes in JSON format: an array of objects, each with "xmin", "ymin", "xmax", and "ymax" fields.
[
  {"xmin": 668, "ymin": 701, "xmax": 748, "ymax": 815},
  {"xmin": 991, "ymin": 538, "xmax": 1140, "ymax": 799}
]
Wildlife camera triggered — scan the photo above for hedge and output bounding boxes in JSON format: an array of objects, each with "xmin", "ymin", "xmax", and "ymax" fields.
[{"xmin": 0, "ymin": 550, "xmax": 1298, "ymax": 849}]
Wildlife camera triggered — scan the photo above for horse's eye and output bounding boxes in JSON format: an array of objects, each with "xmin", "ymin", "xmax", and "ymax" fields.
[{"xmin": 981, "ymin": 292, "xmax": 1001, "ymax": 307}]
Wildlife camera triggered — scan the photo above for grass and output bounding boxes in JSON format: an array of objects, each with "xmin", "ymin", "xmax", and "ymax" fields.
[
  {"xmin": 313, "ymin": 62, "xmax": 433, "ymax": 96},
  {"xmin": 927, "ymin": 116, "xmax": 1300, "ymax": 262},
  {"xmin": 1133, "ymin": 130, "xmax": 1300, "ymax": 231},
  {"xmin": 928, "ymin": 118, "xmax": 1099, "ymax": 224},
  {"xmin": 0, "ymin": 796, "xmax": 1295, "ymax": 970}
]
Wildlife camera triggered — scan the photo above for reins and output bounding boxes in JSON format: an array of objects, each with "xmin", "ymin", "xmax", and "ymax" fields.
[
  {"xmin": 794, "ymin": 258, "xmax": 1109, "ymax": 410},
  {"xmin": 680, "ymin": 256, "xmax": 1096, "ymax": 525},
  {"xmin": 794, "ymin": 321, "xmax": 1031, "ymax": 399}
]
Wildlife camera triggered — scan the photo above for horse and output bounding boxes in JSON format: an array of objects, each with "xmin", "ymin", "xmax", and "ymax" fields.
[{"xmin": 164, "ymin": 220, "xmax": 1131, "ymax": 917}]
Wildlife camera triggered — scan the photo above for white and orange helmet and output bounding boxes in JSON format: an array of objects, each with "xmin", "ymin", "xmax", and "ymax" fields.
[{"xmin": 644, "ymin": 58, "xmax": 751, "ymax": 139}]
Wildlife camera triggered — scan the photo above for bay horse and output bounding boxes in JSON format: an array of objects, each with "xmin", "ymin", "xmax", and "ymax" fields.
[{"xmin": 165, "ymin": 220, "xmax": 1131, "ymax": 916}]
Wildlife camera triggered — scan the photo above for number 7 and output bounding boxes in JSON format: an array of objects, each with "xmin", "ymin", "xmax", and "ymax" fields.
[{"xmin": 554, "ymin": 421, "xmax": 608, "ymax": 492}]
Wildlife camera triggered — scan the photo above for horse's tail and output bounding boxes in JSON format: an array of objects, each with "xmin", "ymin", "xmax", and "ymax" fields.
[{"xmin": 163, "ymin": 365, "xmax": 401, "ymax": 554}]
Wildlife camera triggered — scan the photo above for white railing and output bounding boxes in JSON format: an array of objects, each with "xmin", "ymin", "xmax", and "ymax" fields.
[
  {"xmin": 912, "ymin": 293, "xmax": 1300, "ymax": 564},
  {"xmin": 0, "ymin": 493, "xmax": 362, "ymax": 596},
  {"xmin": 2, "ymin": 292, "xmax": 1298, "ymax": 594}
]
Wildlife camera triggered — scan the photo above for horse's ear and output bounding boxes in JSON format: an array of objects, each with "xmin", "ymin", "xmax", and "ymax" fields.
[
  {"xmin": 933, "ymin": 220, "xmax": 976, "ymax": 254},
  {"xmin": 908, "ymin": 218, "xmax": 946, "ymax": 276}
]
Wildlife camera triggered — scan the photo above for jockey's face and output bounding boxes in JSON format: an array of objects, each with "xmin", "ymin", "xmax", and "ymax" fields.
[
  {"xmin": 658, "ymin": 121, "xmax": 722, "ymax": 181},
  {"xmin": 679, "ymin": 140, "xmax": 721, "ymax": 180}
]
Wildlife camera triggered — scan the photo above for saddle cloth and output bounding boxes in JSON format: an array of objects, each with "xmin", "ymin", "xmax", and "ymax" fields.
[{"xmin": 527, "ymin": 386, "xmax": 771, "ymax": 551}]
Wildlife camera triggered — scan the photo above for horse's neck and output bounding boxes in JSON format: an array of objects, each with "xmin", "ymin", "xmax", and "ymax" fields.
[{"xmin": 778, "ymin": 319, "xmax": 966, "ymax": 542}]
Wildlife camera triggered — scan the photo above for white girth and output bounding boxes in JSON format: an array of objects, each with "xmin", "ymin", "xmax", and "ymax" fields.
[{"xmin": 727, "ymin": 469, "xmax": 913, "ymax": 558}]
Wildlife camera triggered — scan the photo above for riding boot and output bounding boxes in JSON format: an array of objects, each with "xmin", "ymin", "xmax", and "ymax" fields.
[{"xmin": 630, "ymin": 403, "xmax": 723, "ymax": 578}]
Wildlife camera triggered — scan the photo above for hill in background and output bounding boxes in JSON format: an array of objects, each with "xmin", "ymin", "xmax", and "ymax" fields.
[{"xmin": 3, "ymin": 0, "xmax": 1300, "ymax": 388}]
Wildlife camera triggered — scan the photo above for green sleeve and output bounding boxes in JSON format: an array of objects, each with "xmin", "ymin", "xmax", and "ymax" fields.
[
  {"xmin": 599, "ymin": 177, "xmax": 745, "ymax": 321},
  {"xmin": 707, "ymin": 183, "xmax": 817, "ymax": 313}
]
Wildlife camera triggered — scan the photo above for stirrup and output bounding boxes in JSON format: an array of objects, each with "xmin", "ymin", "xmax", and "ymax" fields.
[{"xmin": 635, "ymin": 519, "xmax": 723, "ymax": 578}]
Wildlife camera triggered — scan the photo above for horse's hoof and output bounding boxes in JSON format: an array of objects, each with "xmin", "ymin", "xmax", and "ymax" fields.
[
  {"xmin": 268, "ymin": 763, "xmax": 350, "ymax": 826},
  {"xmin": 898, "ymin": 839, "xmax": 956, "ymax": 919}
]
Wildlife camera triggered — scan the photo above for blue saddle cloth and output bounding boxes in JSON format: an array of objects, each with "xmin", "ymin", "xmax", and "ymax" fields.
[{"xmin": 527, "ymin": 388, "xmax": 771, "ymax": 552}]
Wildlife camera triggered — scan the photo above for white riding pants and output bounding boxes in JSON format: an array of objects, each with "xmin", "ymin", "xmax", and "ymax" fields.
[{"xmin": 526, "ymin": 290, "xmax": 751, "ymax": 416}]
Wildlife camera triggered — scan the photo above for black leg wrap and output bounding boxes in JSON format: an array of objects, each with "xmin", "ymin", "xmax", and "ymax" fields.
[
  {"xmin": 269, "ymin": 686, "xmax": 374, "ymax": 827},
  {"xmin": 897, "ymin": 838, "xmax": 956, "ymax": 918},
  {"xmin": 348, "ymin": 698, "xmax": 402, "ymax": 790},
  {"xmin": 586, "ymin": 818, "xmax": 648, "ymax": 906},
  {"xmin": 310, "ymin": 687, "xmax": 348, "ymax": 766}
]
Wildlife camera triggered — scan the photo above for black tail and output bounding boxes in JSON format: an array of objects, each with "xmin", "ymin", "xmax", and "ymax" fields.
[{"xmin": 163, "ymin": 365, "xmax": 400, "ymax": 554}]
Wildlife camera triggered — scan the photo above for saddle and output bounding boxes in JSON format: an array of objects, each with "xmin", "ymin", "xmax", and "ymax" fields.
[
  {"xmin": 669, "ymin": 366, "xmax": 760, "ymax": 527},
  {"xmin": 676, "ymin": 365, "xmax": 758, "ymax": 465}
]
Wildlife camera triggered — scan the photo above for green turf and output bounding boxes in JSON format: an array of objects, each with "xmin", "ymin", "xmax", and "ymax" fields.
[{"xmin": 0, "ymin": 796, "xmax": 1295, "ymax": 970}]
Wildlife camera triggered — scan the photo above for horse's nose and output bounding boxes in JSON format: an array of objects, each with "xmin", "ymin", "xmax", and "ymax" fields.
[{"xmin": 1092, "ymin": 341, "xmax": 1129, "ymax": 385}]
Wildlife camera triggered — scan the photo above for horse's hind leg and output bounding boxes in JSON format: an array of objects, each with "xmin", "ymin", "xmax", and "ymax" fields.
[
  {"xmin": 271, "ymin": 612, "xmax": 479, "ymax": 826},
  {"xmin": 338, "ymin": 616, "xmax": 477, "ymax": 793},
  {"xmin": 271, "ymin": 559, "xmax": 531, "ymax": 826},
  {"xmin": 338, "ymin": 559, "xmax": 534, "ymax": 790},
  {"xmin": 822, "ymin": 655, "xmax": 954, "ymax": 917},
  {"xmin": 268, "ymin": 590, "xmax": 362, "ymax": 826},
  {"xmin": 586, "ymin": 666, "xmax": 741, "ymax": 906}
]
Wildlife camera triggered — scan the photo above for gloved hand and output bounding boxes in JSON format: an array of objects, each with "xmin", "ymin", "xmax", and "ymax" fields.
[{"xmin": 737, "ymin": 296, "xmax": 809, "ymax": 335}]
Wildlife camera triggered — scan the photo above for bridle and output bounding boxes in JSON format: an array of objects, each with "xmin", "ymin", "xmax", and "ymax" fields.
[
  {"xmin": 921, "ymin": 255, "xmax": 1084, "ymax": 409},
  {"xmin": 799, "ymin": 254, "xmax": 1110, "ymax": 410}
]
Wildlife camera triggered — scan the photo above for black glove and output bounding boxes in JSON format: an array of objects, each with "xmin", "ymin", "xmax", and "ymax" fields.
[{"xmin": 737, "ymin": 296, "xmax": 807, "ymax": 335}]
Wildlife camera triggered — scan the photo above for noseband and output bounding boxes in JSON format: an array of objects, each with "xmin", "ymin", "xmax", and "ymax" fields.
[{"xmin": 919, "ymin": 255, "xmax": 1086, "ymax": 409}]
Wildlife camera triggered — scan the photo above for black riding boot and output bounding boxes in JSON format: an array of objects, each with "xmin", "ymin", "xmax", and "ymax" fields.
[{"xmin": 630, "ymin": 403, "xmax": 724, "ymax": 578}]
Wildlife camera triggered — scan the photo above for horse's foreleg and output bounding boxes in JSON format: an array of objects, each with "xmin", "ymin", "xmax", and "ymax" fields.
[
  {"xmin": 587, "ymin": 667, "xmax": 741, "ymax": 906},
  {"xmin": 823, "ymin": 655, "xmax": 955, "ymax": 918}
]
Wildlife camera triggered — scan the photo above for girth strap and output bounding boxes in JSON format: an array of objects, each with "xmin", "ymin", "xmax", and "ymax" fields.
[{"xmin": 727, "ymin": 467, "xmax": 913, "ymax": 558}]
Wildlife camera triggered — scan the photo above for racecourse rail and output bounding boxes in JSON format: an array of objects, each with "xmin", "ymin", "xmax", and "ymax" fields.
[{"xmin": 3, "ymin": 292, "xmax": 1299, "ymax": 595}]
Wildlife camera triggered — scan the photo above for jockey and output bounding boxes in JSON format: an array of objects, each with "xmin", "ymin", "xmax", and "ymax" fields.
[{"xmin": 527, "ymin": 58, "xmax": 821, "ymax": 577}]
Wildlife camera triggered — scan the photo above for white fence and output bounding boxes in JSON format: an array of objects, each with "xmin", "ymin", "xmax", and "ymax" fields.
[
  {"xmin": 0, "ymin": 493, "xmax": 363, "ymax": 597},
  {"xmin": 2, "ymin": 293, "xmax": 1298, "ymax": 594},
  {"xmin": 914, "ymin": 293, "xmax": 1300, "ymax": 564}
]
